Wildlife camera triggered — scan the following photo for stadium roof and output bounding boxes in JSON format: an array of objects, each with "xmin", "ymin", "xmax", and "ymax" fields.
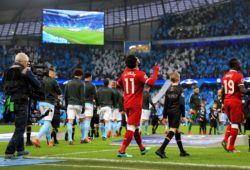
[
  {"xmin": 0, "ymin": 0, "xmax": 155, "ymax": 10},
  {"xmin": 0, "ymin": 0, "xmax": 231, "ymax": 40}
]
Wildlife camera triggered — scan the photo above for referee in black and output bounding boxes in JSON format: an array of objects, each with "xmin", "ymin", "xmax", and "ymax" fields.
[{"xmin": 155, "ymin": 72, "xmax": 189, "ymax": 158}]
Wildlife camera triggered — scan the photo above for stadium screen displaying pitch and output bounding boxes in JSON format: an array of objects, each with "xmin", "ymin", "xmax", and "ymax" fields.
[{"xmin": 42, "ymin": 9, "xmax": 104, "ymax": 45}]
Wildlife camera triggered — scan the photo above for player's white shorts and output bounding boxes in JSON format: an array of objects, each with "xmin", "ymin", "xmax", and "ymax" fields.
[
  {"xmin": 83, "ymin": 103, "xmax": 94, "ymax": 117},
  {"xmin": 141, "ymin": 109, "xmax": 150, "ymax": 121},
  {"xmin": 98, "ymin": 106, "xmax": 112, "ymax": 121},
  {"xmin": 111, "ymin": 108, "xmax": 122, "ymax": 121},
  {"xmin": 39, "ymin": 102, "xmax": 55, "ymax": 121},
  {"xmin": 67, "ymin": 105, "xmax": 83, "ymax": 119}
]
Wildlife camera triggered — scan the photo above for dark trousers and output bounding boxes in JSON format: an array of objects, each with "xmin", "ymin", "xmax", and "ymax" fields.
[{"xmin": 5, "ymin": 102, "xmax": 28, "ymax": 155}]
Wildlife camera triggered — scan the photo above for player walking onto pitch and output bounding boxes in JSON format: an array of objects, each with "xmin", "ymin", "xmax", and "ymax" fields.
[
  {"xmin": 221, "ymin": 58, "xmax": 250, "ymax": 152},
  {"xmin": 82, "ymin": 72, "xmax": 98, "ymax": 143},
  {"xmin": 97, "ymin": 79, "xmax": 116, "ymax": 141},
  {"xmin": 140, "ymin": 85, "xmax": 155, "ymax": 135},
  {"xmin": 155, "ymin": 72, "xmax": 189, "ymax": 158},
  {"xmin": 64, "ymin": 69, "xmax": 85, "ymax": 145},
  {"xmin": 117, "ymin": 54, "xmax": 159, "ymax": 158}
]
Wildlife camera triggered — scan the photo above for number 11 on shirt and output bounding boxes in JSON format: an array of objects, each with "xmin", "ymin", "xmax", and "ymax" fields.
[{"xmin": 125, "ymin": 78, "xmax": 135, "ymax": 94}]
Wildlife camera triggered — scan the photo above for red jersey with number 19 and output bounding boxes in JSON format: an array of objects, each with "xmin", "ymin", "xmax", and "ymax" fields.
[
  {"xmin": 222, "ymin": 70, "xmax": 244, "ymax": 101},
  {"xmin": 117, "ymin": 68, "xmax": 152, "ymax": 109}
]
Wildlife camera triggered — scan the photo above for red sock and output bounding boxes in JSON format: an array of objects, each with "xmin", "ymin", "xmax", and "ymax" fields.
[
  {"xmin": 134, "ymin": 129, "xmax": 144, "ymax": 151},
  {"xmin": 119, "ymin": 130, "xmax": 134, "ymax": 153},
  {"xmin": 224, "ymin": 124, "xmax": 231, "ymax": 143},
  {"xmin": 228, "ymin": 128, "xmax": 238, "ymax": 151}
]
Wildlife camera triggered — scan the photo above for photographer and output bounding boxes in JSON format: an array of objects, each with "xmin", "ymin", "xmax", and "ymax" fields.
[
  {"xmin": 32, "ymin": 67, "xmax": 62, "ymax": 148},
  {"xmin": 3, "ymin": 53, "xmax": 41, "ymax": 159}
]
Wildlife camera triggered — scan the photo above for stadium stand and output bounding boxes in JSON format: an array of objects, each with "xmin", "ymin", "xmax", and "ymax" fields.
[
  {"xmin": 154, "ymin": 0, "xmax": 250, "ymax": 40},
  {"xmin": 1, "ymin": 42, "xmax": 250, "ymax": 80}
]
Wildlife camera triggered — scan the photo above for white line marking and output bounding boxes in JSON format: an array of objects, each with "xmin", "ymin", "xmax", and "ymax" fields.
[
  {"xmin": 29, "ymin": 156, "xmax": 250, "ymax": 169},
  {"xmin": 43, "ymin": 147, "xmax": 139, "ymax": 157},
  {"xmin": 39, "ymin": 164, "xmax": 151, "ymax": 170}
]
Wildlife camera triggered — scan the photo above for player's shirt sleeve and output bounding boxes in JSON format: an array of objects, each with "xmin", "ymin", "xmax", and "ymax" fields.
[
  {"xmin": 138, "ymin": 72, "xmax": 150, "ymax": 84},
  {"xmin": 237, "ymin": 73, "xmax": 244, "ymax": 86}
]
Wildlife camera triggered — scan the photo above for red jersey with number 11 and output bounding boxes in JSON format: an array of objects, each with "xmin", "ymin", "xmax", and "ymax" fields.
[
  {"xmin": 117, "ymin": 68, "xmax": 152, "ymax": 109},
  {"xmin": 222, "ymin": 70, "xmax": 244, "ymax": 101}
]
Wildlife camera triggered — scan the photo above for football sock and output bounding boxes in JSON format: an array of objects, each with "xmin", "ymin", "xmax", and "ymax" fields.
[
  {"xmin": 84, "ymin": 118, "xmax": 91, "ymax": 139},
  {"xmin": 65, "ymin": 132, "xmax": 68, "ymax": 141},
  {"xmin": 144, "ymin": 121, "xmax": 149, "ymax": 134},
  {"xmin": 248, "ymin": 135, "xmax": 250, "ymax": 149},
  {"xmin": 111, "ymin": 121, "xmax": 117, "ymax": 135},
  {"xmin": 37, "ymin": 120, "xmax": 51, "ymax": 139},
  {"xmin": 228, "ymin": 128, "xmax": 238, "ymax": 150},
  {"xmin": 67, "ymin": 123, "xmax": 73, "ymax": 142},
  {"xmin": 116, "ymin": 121, "xmax": 121, "ymax": 132},
  {"xmin": 45, "ymin": 123, "xmax": 52, "ymax": 142},
  {"xmin": 224, "ymin": 124, "xmax": 231, "ymax": 143},
  {"xmin": 152, "ymin": 126, "xmax": 155, "ymax": 134},
  {"xmin": 119, "ymin": 126, "xmax": 122, "ymax": 135},
  {"xmin": 72, "ymin": 127, "xmax": 75, "ymax": 140},
  {"xmin": 119, "ymin": 130, "xmax": 134, "ymax": 153},
  {"xmin": 199, "ymin": 127, "xmax": 202, "ymax": 134},
  {"xmin": 188, "ymin": 121, "xmax": 192, "ymax": 133},
  {"xmin": 175, "ymin": 132, "xmax": 185, "ymax": 153},
  {"xmin": 104, "ymin": 122, "xmax": 110, "ymax": 138},
  {"xmin": 95, "ymin": 127, "xmax": 99, "ymax": 137},
  {"xmin": 139, "ymin": 121, "xmax": 143, "ymax": 132},
  {"xmin": 214, "ymin": 127, "xmax": 216, "ymax": 135},
  {"xmin": 158, "ymin": 131, "xmax": 174, "ymax": 152},
  {"xmin": 26, "ymin": 126, "xmax": 32, "ymax": 142},
  {"xmin": 80, "ymin": 121, "xmax": 85, "ymax": 140},
  {"xmin": 238, "ymin": 124, "xmax": 242, "ymax": 134},
  {"xmin": 209, "ymin": 128, "xmax": 212, "ymax": 135},
  {"xmin": 134, "ymin": 129, "xmax": 144, "ymax": 151},
  {"xmin": 100, "ymin": 123, "xmax": 105, "ymax": 137},
  {"xmin": 51, "ymin": 130, "xmax": 56, "ymax": 141}
]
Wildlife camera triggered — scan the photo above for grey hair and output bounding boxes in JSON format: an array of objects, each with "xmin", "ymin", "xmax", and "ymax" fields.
[{"xmin": 15, "ymin": 52, "xmax": 29, "ymax": 63}]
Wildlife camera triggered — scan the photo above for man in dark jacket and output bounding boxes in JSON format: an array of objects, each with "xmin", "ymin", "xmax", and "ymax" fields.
[{"xmin": 3, "ymin": 52, "xmax": 41, "ymax": 159}]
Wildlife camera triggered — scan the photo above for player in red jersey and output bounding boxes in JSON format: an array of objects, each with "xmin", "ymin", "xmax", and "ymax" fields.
[
  {"xmin": 221, "ymin": 58, "xmax": 250, "ymax": 152},
  {"xmin": 117, "ymin": 54, "xmax": 159, "ymax": 157}
]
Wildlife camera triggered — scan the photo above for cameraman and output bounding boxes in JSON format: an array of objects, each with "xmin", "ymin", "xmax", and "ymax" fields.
[
  {"xmin": 32, "ymin": 67, "xmax": 62, "ymax": 147},
  {"xmin": 3, "ymin": 53, "xmax": 41, "ymax": 159}
]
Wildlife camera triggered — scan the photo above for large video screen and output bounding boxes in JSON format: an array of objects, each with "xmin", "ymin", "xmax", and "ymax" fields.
[{"xmin": 42, "ymin": 9, "xmax": 104, "ymax": 45}]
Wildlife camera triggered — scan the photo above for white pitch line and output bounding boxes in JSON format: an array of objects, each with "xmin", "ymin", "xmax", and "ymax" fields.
[
  {"xmin": 39, "ymin": 163, "xmax": 152, "ymax": 170},
  {"xmin": 43, "ymin": 147, "xmax": 140, "ymax": 157},
  {"xmin": 30, "ymin": 156, "xmax": 250, "ymax": 169}
]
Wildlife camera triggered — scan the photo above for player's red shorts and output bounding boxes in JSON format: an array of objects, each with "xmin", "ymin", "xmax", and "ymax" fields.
[
  {"xmin": 125, "ymin": 107, "xmax": 142, "ymax": 126},
  {"xmin": 224, "ymin": 99, "xmax": 244, "ymax": 123}
]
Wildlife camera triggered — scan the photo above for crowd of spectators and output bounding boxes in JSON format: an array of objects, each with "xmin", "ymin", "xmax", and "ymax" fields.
[
  {"xmin": 154, "ymin": 0, "xmax": 250, "ymax": 40},
  {"xmin": 181, "ymin": 43, "xmax": 250, "ymax": 79},
  {"xmin": 1, "ymin": 42, "xmax": 250, "ymax": 80}
]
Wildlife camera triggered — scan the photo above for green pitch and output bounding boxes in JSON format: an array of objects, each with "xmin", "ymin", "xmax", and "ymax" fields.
[
  {"xmin": 1, "ymin": 125, "xmax": 250, "ymax": 170},
  {"xmin": 43, "ymin": 27, "xmax": 104, "ymax": 45}
]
